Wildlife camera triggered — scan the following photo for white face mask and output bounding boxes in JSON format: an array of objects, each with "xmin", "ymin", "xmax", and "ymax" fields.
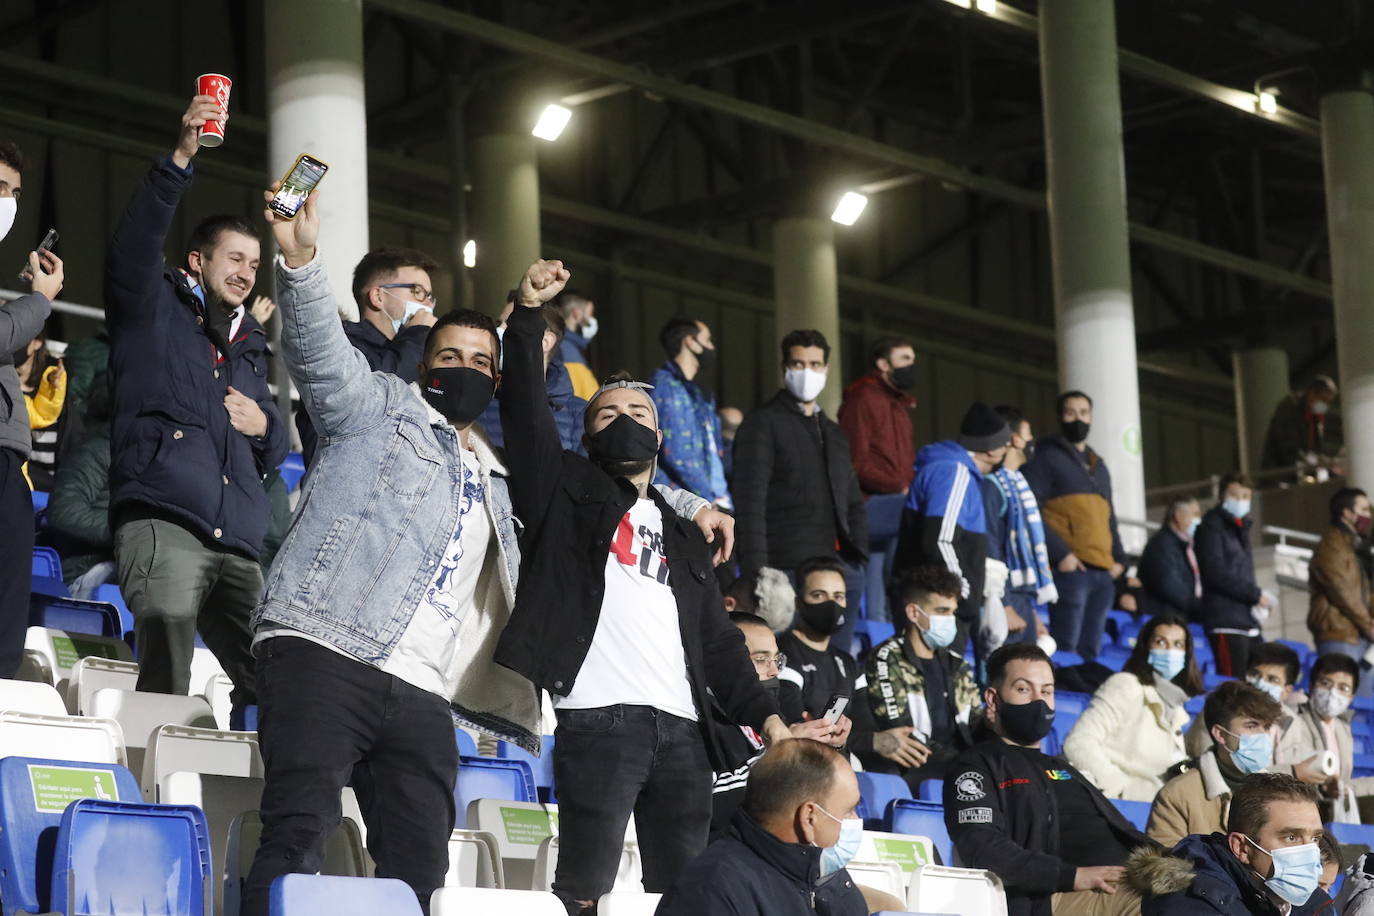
[
  {"xmin": 0, "ymin": 196, "xmax": 16, "ymax": 242},
  {"xmin": 1311, "ymin": 686, "xmax": 1352, "ymax": 719},
  {"xmin": 381, "ymin": 287, "xmax": 430, "ymax": 334},
  {"xmin": 1311, "ymin": 400, "xmax": 1330, "ymax": 416},
  {"xmin": 784, "ymin": 367, "xmax": 827, "ymax": 403},
  {"xmin": 580, "ymin": 316, "xmax": 599, "ymax": 340}
]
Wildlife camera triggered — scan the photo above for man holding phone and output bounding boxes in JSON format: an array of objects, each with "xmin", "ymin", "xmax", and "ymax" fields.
[
  {"xmin": 104, "ymin": 95, "xmax": 287, "ymax": 715},
  {"xmin": 0, "ymin": 138, "xmax": 65, "ymax": 678}
]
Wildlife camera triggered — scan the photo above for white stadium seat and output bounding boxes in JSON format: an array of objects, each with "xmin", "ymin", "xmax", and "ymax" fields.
[
  {"xmin": 430, "ymin": 886, "xmax": 566, "ymax": 916},
  {"xmin": 0, "ymin": 677, "xmax": 67, "ymax": 716},
  {"xmin": 907, "ymin": 864, "xmax": 1009, "ymax": 916},
  {"xmin": 0, "ymin": 709, "xmax": 126, "ymax": 766},
  {"xmin": 87, "ymin": 688, "xmax": 216, "ymax": 779},
  {"xmin": 597, "ymin": 892, "xmax": 663, "ymax": 916},
  {"xmin": 446, "ymin": 829, "xmax": 505, "ymax": 889},
  {"xmin": 65, "ymin": 656, "xmax": 139, "ymax": 715}
]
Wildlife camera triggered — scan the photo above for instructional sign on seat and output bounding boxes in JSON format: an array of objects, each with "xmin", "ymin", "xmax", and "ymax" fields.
[
  {"xmin": 500, "ymin": 807, "xmax": 558, "ymax": 845},
  {"xmin": 28, "ymin": 763, "xmax": 117, "ymax": 813}
]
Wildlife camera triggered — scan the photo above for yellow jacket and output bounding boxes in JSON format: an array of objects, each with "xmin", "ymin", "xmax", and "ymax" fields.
[{"xmin": 25, "ymin": 364, "xmax": 67, "ymax": 429}]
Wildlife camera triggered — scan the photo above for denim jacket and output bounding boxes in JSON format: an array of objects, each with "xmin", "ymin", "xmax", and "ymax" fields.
[{"xmin": 255, "ymin": 251, "xmax": 539, "ymax": 750}]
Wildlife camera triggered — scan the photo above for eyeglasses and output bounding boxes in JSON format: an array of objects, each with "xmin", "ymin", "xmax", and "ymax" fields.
[
  {"xmin": 378, "ymin": 282, "xmax": 437, "ymax": 306},
  {"xmin": 750, "ymin": 652, "xmax": 787, "ymax": 671},
  {"xmin": 1315, "ymin": 678, "xmax": 1354, "ymax": 696}
]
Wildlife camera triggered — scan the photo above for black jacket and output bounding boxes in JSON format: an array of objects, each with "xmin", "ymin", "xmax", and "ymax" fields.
[
  {"xmin": 945, "ymin": 738, "xmax": 1152, "ymax": 916},
  {"xmin": 657, "ymin": 809, "xmax": 869, "ymax": 916},
  {"xmin": 1132, "ymin": 833, "xmax": 1331, "ymax": 916},
  {"xmin": 495, "ymin": 305, "xmax": 778, "ymax": 769},
  {"xmin": 1195, "ymin": 506, "xmax": 1262, "ymax": 633},
  {"xmin": 775, "ymin": 630, "xmax": 876, "ymax": 759},
  {"xmin": 732, "ymin": 390, "xmax": 867, "ymax": 575},
  {"xmin": 295, "ymin": 318, "xmax": 429, "ymax": 466},
  {"xmin": 105, "ymin": 155, "xmax": 288, "ymax": 559},
  {"xmin": 1139, "ymin": 526, "xmax": 1202, "ymax": 620},
  {"xmin": 709, "ymin": 681, "xmax": 805, "ymax": 834}
]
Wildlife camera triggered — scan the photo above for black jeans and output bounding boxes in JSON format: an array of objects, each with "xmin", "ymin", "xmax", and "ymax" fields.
[
  {"xmin": 1, "ymin": 448, "xmax": 32, "ymax": 679},
  {"xmin": 552, "ymin": 705, "xmax": 712, "ymax": 914},
  {"xmin": 242, "ymin": 637, "xmax": 458, "ymax": 916}
]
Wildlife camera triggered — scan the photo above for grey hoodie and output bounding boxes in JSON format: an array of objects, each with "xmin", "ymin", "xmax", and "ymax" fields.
[{"xmin": 0, "ymin": 291, "xmax": 52, "ymax": 458}]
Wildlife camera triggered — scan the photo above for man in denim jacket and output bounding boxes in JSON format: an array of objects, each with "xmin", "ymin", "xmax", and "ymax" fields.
[{"xmin": 242, "ymin": 188, "xmax": 721, "ymax": 916}]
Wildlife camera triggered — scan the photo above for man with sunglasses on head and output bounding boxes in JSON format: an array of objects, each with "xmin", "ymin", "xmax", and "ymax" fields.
[{"xmin": 295, "ymin": 247, "xmax": 441, "ymax": 466}]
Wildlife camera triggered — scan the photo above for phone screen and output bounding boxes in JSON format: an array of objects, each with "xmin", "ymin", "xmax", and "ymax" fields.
[
  {"xmin": 269, "ymin": 155, "xmax": 328, "ymax": 219},
  {"xmin": 18, "ymin": 228, "xmax": 58, "ymax": 282},
  {"xmin": 823, "ymin": 694, "xmax": 850, "ymax": 724}
]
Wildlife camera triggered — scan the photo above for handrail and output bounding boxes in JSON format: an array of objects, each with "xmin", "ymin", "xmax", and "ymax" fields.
[
  {"xmin": 1, "ymin": 287, "xmax": 106, "ymax": 320},
  {"xmin": 1261, "ymin": 525, "xmax": 1322, "ymax": 547}
]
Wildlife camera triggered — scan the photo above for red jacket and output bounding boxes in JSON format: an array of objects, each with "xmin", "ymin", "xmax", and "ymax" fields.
[{"xmin": 838, "ymin": 371, "xmax": 916, "ymax": 495}]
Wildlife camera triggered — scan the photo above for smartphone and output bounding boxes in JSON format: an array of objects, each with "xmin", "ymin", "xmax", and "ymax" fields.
[
  {"xmin": 822, "ymin": 693, "xmax": 850, "ymax": 725},
  {"xmin": 268, "ymin": 154, "xmax": 329, "ymax": 220},
  {"xmin": 18, "ymin": 228, "xmax": 58, "ymax": 282}
]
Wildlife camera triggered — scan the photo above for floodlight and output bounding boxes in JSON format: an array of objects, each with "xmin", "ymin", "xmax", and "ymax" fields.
[
  {"xmin": 1257, "ymin": 90, "xmax": 1278, "ymax": 114},
  {"xmin": 532, "ymin": 104, "xmax": 572, "ymax": 141},
  {"xmin": 831, "ymin": 191, "xmax": 869, "ymax": 227},
  {"xmin": 463, "ymin": 239, "xmax": 477, "ymax": 269},
  {"xmin": 942, "ymin": 0, "xmax": 972, "ymax": 7},
  {"xmin": 975, "ymin": 0, "xmax": 997, "ymax": 12}
]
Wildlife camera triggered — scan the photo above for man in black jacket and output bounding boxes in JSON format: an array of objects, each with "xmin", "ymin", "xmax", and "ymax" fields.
[
  {"xmin": 659, "ymin": 739, "xmax": 870, "ymax": 916},
  {"xmin": 496, "ymin": 260, "xmax": 789, "ymax": 916},
  {"xmin": 945, "ymin": 643, "xmax": 1153, "ymax": 916},
  {"xmin": 732, "ymin": 329, "xmax": 867, "ymax": 649},
  {"xmin": 1138, "ymin": 497, "xmax": 1203, "ymax": 620},
  {"xmin": 1196, "ymin": 472, "xmax": 1274, "ymax": 677},
  {"xmin": 106, "ymin": 94, "xmax": 287, "ymax": 714}
]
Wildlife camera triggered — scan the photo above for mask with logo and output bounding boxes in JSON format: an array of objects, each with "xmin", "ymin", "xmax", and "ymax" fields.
[
  {"xmin": 1243, "ymin": 837, "xmax": 1322, "ymax": 906},
  {"xmin": 1221, "ymin": 727, "xmax": 1273, "ymax": 774},
  {"xmin": 0, "ymin": 196, "xmax": 15, "ymax": 242},
  {"xmin": 1311, "ymin": 686, "xmax": 1352, "ymax": 719},
  {"xmin": 381, "ymin": 287, "xmax": 430, "ymax": 335},
  {"xmin": 421, "ymin": 367, "xmax": 495, "ymax": 426},
  {"xmin": 1149, "ymin": 648, "xmax": 1186, "ymax": 681},
  {"xmin": 1061, "ymin": 419, "xmax": 1090, "ymax": 444},
  {"xmin": 580, "ymin": 316, "xmax": 600, "ymax": 340},
  {"xmin": 889, "ymin": 364, "xmax": 917, "ymax": 391},
  {"xmin": 799, "ymin": 599, "xmax": 845, "ymax": 636},
  {"xmin": 1223, "ymin": 498, "xmax": 1251, "ymax": 519},
  {"xmin": 784, "ymin": 367, "xmax": 827, "ymax": 404},
  {"xmin": 915, "ymin": 606, "xmax": 957, "ymax": 650},
  {"xmin": 997, "ymin": 697, "xmax": 1055, "ymax": 746},
  {"xmin": 815, "ymin": 805, "xmax": 864, "ymax": 877},
  {"xmin": 1246, "ymin": 675, "xmax": 1283, "ymax": 704}
]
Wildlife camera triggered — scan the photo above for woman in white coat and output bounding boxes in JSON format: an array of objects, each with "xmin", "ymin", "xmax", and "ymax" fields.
[{"xmin": 1064, "ymin": 614, "xmax": 1205, "ymax": 801}]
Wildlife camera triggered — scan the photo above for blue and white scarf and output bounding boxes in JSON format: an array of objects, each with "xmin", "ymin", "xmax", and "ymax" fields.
[{"xmin": 993, "ymin": 467, "xmax": 1059, "ymax": 605}]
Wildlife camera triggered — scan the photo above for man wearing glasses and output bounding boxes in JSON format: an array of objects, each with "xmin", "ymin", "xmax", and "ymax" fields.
[
  {"xmin": 295, "ymin": 247, "xmax": 441, "ymax": 466},
  {"xmin": 708, "ymin": 610, "xmax": 852, "ymax": 835},
  {"xmin": 1277, "ymin": 653, "xmax": 1373, "ymax": 820}
]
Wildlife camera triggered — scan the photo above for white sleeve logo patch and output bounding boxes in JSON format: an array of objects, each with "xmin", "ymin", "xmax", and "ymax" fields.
[
  {"xmin": 958, "ymin": 807, "xmax": 993, "ymax": 824},
  {"xmin": 954, "ymin": 771, "xmax": 986, "ymax": 801}
]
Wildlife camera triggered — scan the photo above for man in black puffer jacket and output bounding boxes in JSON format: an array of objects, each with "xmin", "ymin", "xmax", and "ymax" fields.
[{"xmin": 1195, "ymin": 472, "xmax": 1274, "ymax": 677}]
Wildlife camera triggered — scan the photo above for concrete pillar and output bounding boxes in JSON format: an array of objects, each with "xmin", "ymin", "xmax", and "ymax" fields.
[
  {"xmin": 773, "ymin": 216, "xmax": 842, "ymax": 417},
  {"xmin": 468, "ymin": 134, "xmax": 540, "ymax": 316},
  {"xmin": 1321, "ymin": 88, "xmax": 1374, "ymax": 490},
  {"xmin": 1039, "ymin": 0, "xmax": 1146, "ymax": 549},
  {"xmin": 265, "ymin": 0, "xmax": 368, "ymax": 322},
  {"xmin": 1232, "ymin": 348, "xmax": 1290, "ymax": 475}
]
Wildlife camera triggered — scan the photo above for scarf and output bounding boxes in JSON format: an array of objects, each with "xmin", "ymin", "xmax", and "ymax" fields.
[{"xmin": 993, "ymin": 467, "xmax": 1058, "ymax": 604}]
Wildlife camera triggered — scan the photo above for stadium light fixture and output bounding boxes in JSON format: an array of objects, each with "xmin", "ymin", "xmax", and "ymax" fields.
[
  {"xmin": 975, "ymin": 0, "xmax": 997, "ymax": 12},
  {"xmin": 463, "ymin": 239, "xmax": 477, "ymax": 268},
  {"xmin": 1257, "ymin": 90, "xmax": 1278, "ymax": 114},
  {"xmin": 532, "ymin": 104, "xmax": 572, "ymax": 141},
  {"xmin": 831, "ymin": 191, "xmax": 869, "ymax": 226},
  {"xmin": 942, "ymin": 0, "xmax": 972, "ymax": 7}
]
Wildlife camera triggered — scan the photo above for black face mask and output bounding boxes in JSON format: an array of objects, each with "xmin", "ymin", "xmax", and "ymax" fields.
[
  {"xmin": 997, "ymin": 697, "xmax": 1055, "ymax": 745},
  {"xmin": 1061, "ymin": 419, "xmax": 1091, "ymax": 444},
  {"xmin": 422, "ymin": 366, "xmax": 495, "ymax": 426},
  {"xmin": 759, "ymin": 677, "xmax": 781, "ymax": 701},
  {"xmin": 588, "ymin": 413, "xmax": 659, "ymax": 461},
  {"xmin": 798, "ymin": 599, "xmax": 845, "ymax": 636},
  {"xmin": 694, "ymin": 344, "xmax": 717, "ymax": 372},
  {"xmin": 1022, "ymin": 440, "xmax": 1037, "ymax": 463},
  {"xmin": 889, "ymin": 364, "xmax": 917, "ymax": 391}
]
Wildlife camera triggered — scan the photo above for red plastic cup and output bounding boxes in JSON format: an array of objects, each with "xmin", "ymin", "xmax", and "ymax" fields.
[{"xmin": 196, "ymin": 73, "xmax": 232, "ymax": 148}]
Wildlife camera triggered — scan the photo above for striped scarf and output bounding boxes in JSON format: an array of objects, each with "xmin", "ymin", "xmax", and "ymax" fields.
[{"xmin": 994, "ymin": 467, "xmax": 1058, "ymax": 605}]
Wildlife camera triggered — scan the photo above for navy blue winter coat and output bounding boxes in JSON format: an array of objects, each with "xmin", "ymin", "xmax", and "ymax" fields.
[{"xmin": 1195, "ymin": 505, "xmax": 1263, "ymax": 634}]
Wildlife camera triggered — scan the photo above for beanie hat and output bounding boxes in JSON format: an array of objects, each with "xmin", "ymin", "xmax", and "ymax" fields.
[{"xmin": 958, "ymin": 401, "xmax": 1011, "ymax": 453}]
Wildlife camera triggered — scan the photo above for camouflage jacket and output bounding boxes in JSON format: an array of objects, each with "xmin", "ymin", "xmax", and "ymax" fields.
[{"xmin": 864, "ymin": 632, "xmax": 981, "ymax": 745}]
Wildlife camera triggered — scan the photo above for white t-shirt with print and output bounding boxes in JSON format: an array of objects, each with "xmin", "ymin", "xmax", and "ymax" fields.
[{"xmin": 556, "ymin": 498, "xmax": 698, "ymax": 721}]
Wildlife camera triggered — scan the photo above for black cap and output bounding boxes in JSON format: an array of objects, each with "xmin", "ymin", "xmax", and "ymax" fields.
[{"xmin": 958, "ymin": 401, "xmax": 1011, "ymax": 452}]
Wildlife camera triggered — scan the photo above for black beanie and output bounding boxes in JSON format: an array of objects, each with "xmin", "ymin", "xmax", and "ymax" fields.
[{"xmin": 958, "ymin": 401, "xmax": 1011, "ymax": 452}]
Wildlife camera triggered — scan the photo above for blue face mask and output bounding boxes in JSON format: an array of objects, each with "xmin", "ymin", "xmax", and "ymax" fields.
[
  {"xmin": 815, "ymin": 805, "xmax": 863, "ymax": 877},
  {"xmin": 1247, "ymin": 675, "xmax": 1284, "ymax": 705},
  {"xmin": 1222, "ymin": 728, "xmax": 1273, "ymax": 775},
  {"xmin": 1223, "ymin": 497, "xmax": 1251, "ymax": 519},
  {"xmin": 1186, "ymin": 517, "xmax": 1201, "ymax": 538},
  {"xmin": 1244, "ymin": 837, "xmax": 1322, "ymax": 906},
  {"xmin": 1148, "ymin": 648, "xmax": 1186, "ymax": 681},
  {"xmin": 917, "ymin": 607, "xmax": 957, "ymax": 650}
]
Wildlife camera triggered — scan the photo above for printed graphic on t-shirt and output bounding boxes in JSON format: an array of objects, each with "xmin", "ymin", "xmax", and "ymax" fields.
[
  {"xmin": 609, "ymin": 513, "xmax": 670, "ymax": 584},
  {"xmin": 422, "ymin": 463, "xmax": 485, "ymax": 620}
]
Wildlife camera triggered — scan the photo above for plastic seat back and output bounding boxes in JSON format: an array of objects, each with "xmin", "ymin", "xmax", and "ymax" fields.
[
  {"xmin": 467, "ymin": 799, "xmax": 560, "ymax": 891},
  {"xmin": 1111, "ymin": 798, "xmax": 1151, "ymax": 831},
  {"xmin": 856, "ymin": 771, "xmax": 912, "ymax": 824},
  {"xmin": 857, "ymin": 829, "xmax": 937, "ymax": 875},
  {"xmin": 844, "ymin": 860, "xmax": 906, "ymax": 899},
  {"xmin": 430, "ymin": 886, "xmax": 568, "ymax": 916},
  {"xmin": 455, "ymin": 727, "xmax": 478, "ymax": 757},
  {"xmin": 31, "ymin": 547, "xmax": 61, "ymax": 579},
  {"xmin": 268, "ymin": 874, "xmax": 420, "ymax": 916},
  {"xmin": 597, "ymin": 892, "xmax": 663, "ymax": 916},
  {"xmin": 225, "ymin": 811, "xmax": 369, "ymax": 916},
  {"xmin": 50, "ymin": 799, "xmax": 212, "ymax": 916},
  {"xmin": 445, "ymin": 828, "xmax": 505, "ymax": 889},
  {"xmin": 454, "ymin": 756, "xmax": 537, "ymax": 827},
  {"xmin": 0, "ymin": 756, "xmax": 141, "ymax": 914},
  {"xmin": 66, "ymin": 656, "xmax": 140, "ymax": 716},
  {"xmin": 530, "ymin": 836, "xmax": 642, "ymax": 894},
  {"xmin": 28, "ymin": 596, "xmax": 121, "ymax": 638},
  {"xmin": 88, "ymin": 689, "xmax": 216, "ymax": 781},
  {"xmin": 0, "ymin": 677, "xmax": 67, "ymax": 716},
  {"xmin": 907, "ymin": 864, "xmax": 1008, "ymax": 916},
  {"xmin": 23, "ymin": 626, "xmax": 134, "ymax": 696},
  {"xmin": 0, "ymin": 710, "xmax": 126, "ymax": 767},
  {"xmin": 495, "ymin": 736, "xmax": 556, "ymax": 802},
  {"xmin": 887, "ymin": 799, "xmax": 954, "ymax": 867},
  {"xmin": 144, "ymin": 724, "xmax": 264, "ymax": 801}
]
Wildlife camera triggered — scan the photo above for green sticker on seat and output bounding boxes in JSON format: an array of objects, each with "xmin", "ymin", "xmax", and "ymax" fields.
[
  {"xmin": 28, "ymin": 764, "xmax": 118, "ymax": 813},
  {"xmin": 872, "ymin": 837, "xmax": 931, "ymax": 870},
  {"xmin": 50, "ymin": 635, "xmax": 120, "ymax": 671},
  {"xmin": 500, "ymin": 807, "xmax": 556, "ymax": 845}
]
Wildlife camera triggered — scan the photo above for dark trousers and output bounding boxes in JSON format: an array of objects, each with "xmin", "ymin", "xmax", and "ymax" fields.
[
  {"xmin": 1, "ymin": 448, "xmax": 32, "ymax": 679},
  {"xmin": 552, "ymin": 705, "xmax": 712, "ymax": 914},
  {"xmin": 113, "ymin": 515, "xmax": 259, "ymax": 711},
  {"xmin": 242, "ymin": 637, "xmax": 458, "ymax": 916},
  {"xmin": 1050, "ymin": 567, "xmax": 1115, "ymax": 660},
  {"xmin": 1209, "ymin": 632, "xmax": 1262, "ymax": 678}
]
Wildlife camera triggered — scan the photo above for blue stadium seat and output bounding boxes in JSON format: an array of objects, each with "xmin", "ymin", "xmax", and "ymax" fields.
[
  {"xmin": 455, "ymin": 728, "xmax": 478, "ymax": 757},
  {"xmin": 1119, "ymin": 621, "xmax": 1143, "ymax": 648},
  {"xmin": 1042, "ymin": 724, "xmax": 1064, "ymax": 757},
  {"xmin": 92, "ymin": 584, "xmax": 135, "ymax": 639},
  {"xmin": 886, "ymin": 799, "xmax": 953, "ymax": 866},
  {"xmin": 1111, "ymin": 798, "xmax": 1151, "ymax": 831},
  {"xmin": 918, "ymin": 779, "xmax": 943, "ymax": 802},
  {"xmin": 31, "ymin": 547, "xmax": 61, "ymax": 580},
  {"xmin": 0, "ymin": 756, "xmax": 143, "ymax": 914},
  {"xmin": 1203, "ymin": 673, "xmax": 1234, "ymax": 690},
  {"xmin": 31, "ymin": 575, "xmax": 70, "ymax": 599},
  {"xmin": 1099, "ymin": 644, "xmax": 1132, "ymax": 671},
  {"xmin": 495, "ymin": 736, "xmax": 557, "ymax": 802},
  {"xmin": 1355, "ymin": 754, "xmax": 1374, "ymax": 775},
  {"xmin": 278, "ymin": 452, "xmax": 307, "ymax": 494},
  {"xmin": 49, "ymin": 799, "xmax": 212, "ymax": 916},
  {"xmin": 29, "ymin": 595, "xmax": 123, "ymax": 637},
  {"xmin": 453, "ymin": 756, "xmax": 536, "ymax": 828},
  {"xmin": 1051, "ymin": 651, "xmax": 1084, "ymax": 668},
  {"xmin": 1054, "ymin": 691, "xmax": 1091, "ymax": 720},
  {"xmin": 32, "ymin": 490, "xmax": 49, "ymax": 512},
  {"xmin": 1276, "ymin": 639, "xmax": 1313, "ymax": 664},
  {"xmin": 1184, "ymin": 695, "xmax": 1206, "ymax": 715},
  {"xmin": 1352, "ymin": 716, "xmax": 1373, "ymax": 738},
  {"xmin": 856, "ymin": 618, "xmax": 896, "ymax": 649},
  {"xmin": 856, "ymin": 771, "xmax": 911, "ymax": 825},
  {"xmin": 1327, "ymin": 821, "xmax": 1374, "ymax": 848},
  {"xmin": 269, "ymin": 874, "xmax": 422, "ymax": 916},
  {"xmin": 1105, "ymin": 610, "xmax": 1133, "ymax": 644}
]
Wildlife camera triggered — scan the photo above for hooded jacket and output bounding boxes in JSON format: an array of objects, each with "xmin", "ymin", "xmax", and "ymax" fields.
[
  {"xmin": 0, "ymin": 291, "xmax": 51, "ymax": 459},
  {"xmin": 1128, "ymin": 833, "xmax": 1332, "ymax": 915},
  {"xmin": 1021, "ymin": 434, "xmax": 1124, "ymax": 570},
  {"xmin": 1195, "ymin": 506, "xmax": 1262, "ymax": 634},
  {"xmin": 894, "ymin": 441, "xmax": 988, "ymax": 629},
  {"xmin": 838, "ymin": 370, "xmax": 915, "ymax": 496},
  {"xmin": 1307, "ymin": 524, "xmax": 1373, "ymax": 645}
]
